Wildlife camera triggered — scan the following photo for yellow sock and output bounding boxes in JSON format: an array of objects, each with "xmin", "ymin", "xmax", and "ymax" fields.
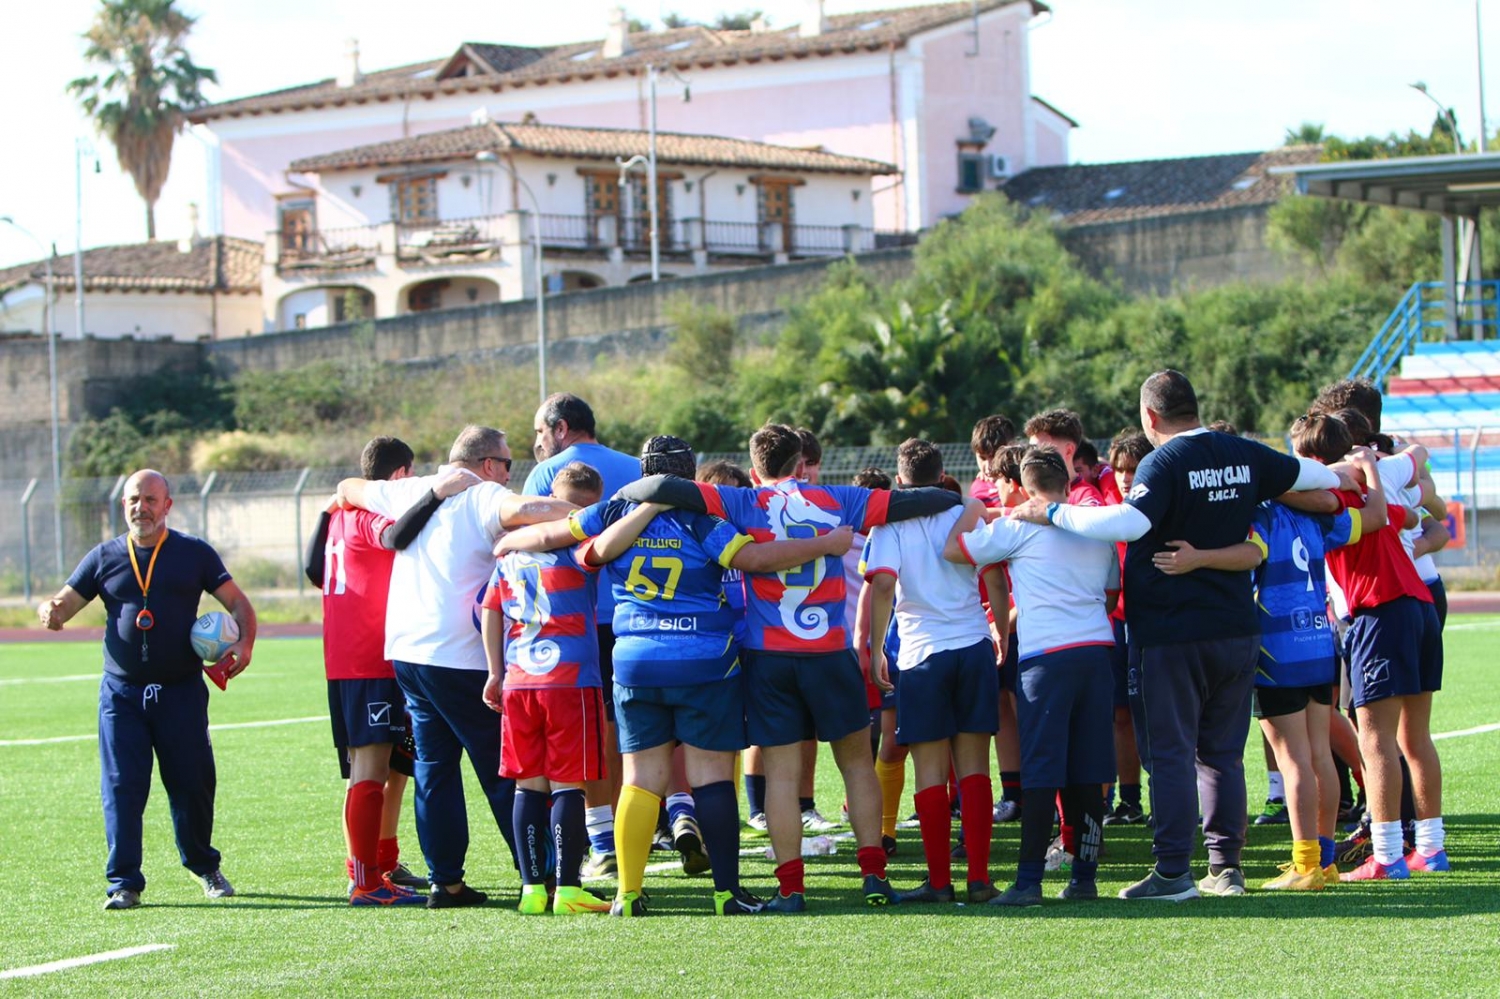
[
  {"xmin": 874, "ymin": 757, "xmax": 905, "ymax": 840},
  {"xmin": 616, "ymin": 785, "xmax": 662, "ymax": 896},
  {"xmin": 1292, "ymin": 839, "xmax": 1320, "ymax": 875}
]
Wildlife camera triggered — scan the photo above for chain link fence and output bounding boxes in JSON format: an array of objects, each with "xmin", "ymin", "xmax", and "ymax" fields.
[{"xmin": 4, "ymin": 436, "xmax": 1495, "ymax": 600}]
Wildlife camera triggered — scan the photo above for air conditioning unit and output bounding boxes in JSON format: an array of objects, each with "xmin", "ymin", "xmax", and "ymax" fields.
[{"xmin": 988, "ymin": 154, "xmax": 1010, "ymax": 180}]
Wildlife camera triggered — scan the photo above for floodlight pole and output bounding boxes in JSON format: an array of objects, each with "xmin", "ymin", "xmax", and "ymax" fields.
[{"xmin": 476, "ymin": 150, "xmax": 547, "ymax": 401}]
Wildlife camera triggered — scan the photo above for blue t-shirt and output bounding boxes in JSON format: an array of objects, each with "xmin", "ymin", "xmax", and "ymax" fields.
[
  {"xmin": 1123, "ymin": 429, "xmax": 1301, "ymax": 647},
  {"xmin": 523, "ymin": 441, "xmax": 641, "ymax": 623},
  {"xmin": 1250, "ymin": 502, "xmax": 1355, "ymax": 688},
  {"xmin": 67, "ymin": 530, "xmax": 232, "ymax": 685},
  {"xmin": 571, "ymin": 499, "xmax": 751, "ymax": 687}
]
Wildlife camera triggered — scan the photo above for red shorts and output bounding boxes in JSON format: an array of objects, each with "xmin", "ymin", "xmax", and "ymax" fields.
[{"xmin": 500, "ymin": 686, "xmax": 607, "ymax": 783}]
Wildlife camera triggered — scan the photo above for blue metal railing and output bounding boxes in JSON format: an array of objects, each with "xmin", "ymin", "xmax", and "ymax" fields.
[{"xmin": 1348, "ymin": 279, "xmax": 1500, "ymax": 386}]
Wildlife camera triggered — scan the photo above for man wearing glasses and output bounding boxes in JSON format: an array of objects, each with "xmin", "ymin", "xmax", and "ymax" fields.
[{"xmin": 337, "ymin": 425, "xmax": 575, "ymax": 908}]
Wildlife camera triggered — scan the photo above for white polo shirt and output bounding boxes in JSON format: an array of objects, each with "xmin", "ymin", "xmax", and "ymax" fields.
[
  {"xmin": 863, "ymin": 507, "xmax": 991, "ymax": 670},
  {"xmin": 361, "ymin": 468, "xmax": 509, "ymax": 671},
  {"xmin": 957, "ymin": 515, "xmax": 1119, "ymax": 662}
]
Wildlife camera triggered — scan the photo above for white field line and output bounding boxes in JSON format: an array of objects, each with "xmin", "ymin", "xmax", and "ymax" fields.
[
  {"xmin": 1441, "ymin": 620, "xmax": 1500, "ymax": 632},
  {"xmin": 1434, "ymin": 721, "xmax": 1500, "ymax": 741},
  {"xmin": 0, "ymin": 944, "xmax": 174, "ymax": 980},
  {"xmin": 0, "ymin": 673, "xmax": 281, "ymax": 686},
  {"xmin": 0, "ymin": 715, "xmax": 327, "ymax": 747}
]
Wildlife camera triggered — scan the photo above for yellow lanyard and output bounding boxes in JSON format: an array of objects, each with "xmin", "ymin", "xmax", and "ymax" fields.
[{"xmin": 127, "ymin": 531, "xmax": 167, "ymax": 604}]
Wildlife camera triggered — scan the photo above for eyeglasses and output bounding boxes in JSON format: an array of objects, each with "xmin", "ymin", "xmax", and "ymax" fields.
[{"xmin": 481, "ymin": 455, "xmax": 513, "ymax": 471}]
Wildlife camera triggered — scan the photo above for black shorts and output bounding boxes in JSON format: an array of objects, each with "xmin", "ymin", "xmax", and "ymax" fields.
[
  {"xmin": 1253, "ymin": 683, "xmax": 1333, "ymax": 720},
  {"xmin": 598, "ymin": 624, "xmax": 617, "ymax": 723},
  {"xmin": 328, "ymin": 679, "xmax": 415, "ymax": 780},
  {"xmin": 998, "ymin": 635, "xmax": 1018, "ymax": 694}
]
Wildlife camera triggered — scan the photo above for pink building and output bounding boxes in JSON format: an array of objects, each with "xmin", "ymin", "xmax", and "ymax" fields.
[{"xmin": 191, "ymin": 0, "xmax": 1071, "ymax": 246}]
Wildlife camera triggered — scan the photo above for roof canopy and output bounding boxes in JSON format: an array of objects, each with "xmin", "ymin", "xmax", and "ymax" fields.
[{"xmin": 1271, "ymin": 152, "xmax": 1500, "ymax": 217}]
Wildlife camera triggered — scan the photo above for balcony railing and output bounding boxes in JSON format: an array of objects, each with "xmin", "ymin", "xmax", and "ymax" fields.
[
  {"xmin": 272, "ymin": 215, "xmax": 917, "ymax": 272},
  {"xmin": 275, "ymin": 224, "xmax": 381, "ymax": 274}
]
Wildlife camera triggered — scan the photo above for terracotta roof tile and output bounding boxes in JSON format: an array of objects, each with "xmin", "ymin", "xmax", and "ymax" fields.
[
  {"xmin": 1000, "ymin": 146, "xmax": 1324, "ymax": 225},
  {"xmin": 288, "ymin": 120, "xmax": 898, "ymax": 175},
  {"xmin": 190, "ymin": 1, "xmax": 1038, "ymax": 122},
  {"xmin": 0, "ymin": 237, "xmax": 262, "ymax": 296}
]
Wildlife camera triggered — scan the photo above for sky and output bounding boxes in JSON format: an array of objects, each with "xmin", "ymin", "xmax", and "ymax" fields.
[{"xmin": 1, "ymin": 0, "xmax": 1494, "ymax": 268}]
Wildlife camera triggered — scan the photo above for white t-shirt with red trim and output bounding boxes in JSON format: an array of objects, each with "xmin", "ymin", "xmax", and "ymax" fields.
[{"xmin": 957, "ymin": 515, "xmax": 1119, "ymax": 662}]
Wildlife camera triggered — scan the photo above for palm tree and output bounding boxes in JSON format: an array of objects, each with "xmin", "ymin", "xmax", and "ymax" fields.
[{"xmin": 68, "ymin": 0, "xmax": 216, "ymax": 240}]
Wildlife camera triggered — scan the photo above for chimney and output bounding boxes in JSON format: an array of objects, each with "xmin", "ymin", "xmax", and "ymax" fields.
[
  {"xmin": 178, "ymin": 202, "xmax": 201, "ymax": 253},
  {"xmin": 603, "ymin": 6, "xmax": 633, "ymax": 58},
  {"xmin": 799, "ymin": 0, "xmax": 828, "ymax": 38},
  {"xmin": 337, "ymin": 38, "xmax": 362, "ymax": 88},
  {"xmin": 750, "ymin": 15, "xmax": 771, "ymax": 33},
  {"xmin": 470, "ymin": 106, "xmax": 491, "ymax": 125}
]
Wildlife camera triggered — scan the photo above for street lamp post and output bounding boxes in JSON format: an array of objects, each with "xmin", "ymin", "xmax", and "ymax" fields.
[
  {"xmin": 1411, "ymin": 81, "xmax": 1464, "ymax": 152},
  {"xmin": 615, "ymin": 63, "xmax": 690, "ymax": 283},
  {"xmin": 2, "ymin": 217, "xmax": 64, "ymax": 578},
  {"xmin": 75, "ymin": 139, "xmax": 99, "ymax": 340},
  {"xmin": 476, "ymin": 150, "xmax": 547, "ymax": 401}
]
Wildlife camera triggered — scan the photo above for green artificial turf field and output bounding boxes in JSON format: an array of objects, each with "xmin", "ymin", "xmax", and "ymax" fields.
[{"xmin": 2, "ymin": 623, "xmax": 1498, "ymax": 997}]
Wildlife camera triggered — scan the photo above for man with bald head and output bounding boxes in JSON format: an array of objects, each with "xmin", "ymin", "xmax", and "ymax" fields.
[
  {"xmin": 40, "ymin": 469, "xmax": 257, "ymax": 911},
  {"xmin": 338, "ymin": 426, "xmax": 578, "ymax": 907}
]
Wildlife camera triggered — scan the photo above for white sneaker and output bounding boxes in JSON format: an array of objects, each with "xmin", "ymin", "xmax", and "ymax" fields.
[
  {"xmin": 801, "ymin": 808, "xmax": 839, "ymax": 832},
  {"xmin": 200, "ymin": 869, "xmax": 235, "ymax": 899},
  {"xmin": 1043, "ymin": 835, "xmax": 1073, "ymax": 872},
  {"xmin": 104, "ymin": 889, "xmax": 141, "ymax": 910},
  {"xmin": 746, "ymin": 812, "xmax": 768, "ymax": 831}
]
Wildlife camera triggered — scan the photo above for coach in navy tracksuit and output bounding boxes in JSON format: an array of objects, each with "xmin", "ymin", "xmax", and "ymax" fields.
[
  {"xmin": 38, "ymin": 470, "xmax": 256, "ymax": 911},
  {"xmin": 1014, "ymin": 371, "xmax": 1341, "ymax": 901}
]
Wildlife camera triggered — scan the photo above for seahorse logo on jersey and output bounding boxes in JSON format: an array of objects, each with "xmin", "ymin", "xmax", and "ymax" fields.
[
  {"xmin": 514, "ymin": 563, "xmax": 562, "ymax": 674},
  {"xmin": 764, "ymin": 487, "xmax": 842, "ymax": 641}
]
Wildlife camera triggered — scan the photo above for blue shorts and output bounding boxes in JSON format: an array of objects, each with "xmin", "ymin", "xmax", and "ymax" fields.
[
  {"xmin": 744, "ymin": 649, "xmax": 869, "ymax": 747},
  {"xmin": 328, "ymin": 678, "xmax": 414, "ymax": 779},
  {"xmin": 1346, "ymin": 596, "xmax": 1443, "ymax": 708},
  {"xmin": 1016, "ymin": 645, "xmax": 1116, "ymax": 789},
  {"xmin": 894, "ymin": 639, "xmax": 998, "ymax": 745},
  {"xmin": 613, "ymin": 676, "xmax": 747, "ymax": 754},
  {"xmin": 998, "ymin": 636, "xmax": 1018, "ymax": 694},
  {"xmin": 1110, "ymin": 618, "xmax": 1132, "ymax": 709}
]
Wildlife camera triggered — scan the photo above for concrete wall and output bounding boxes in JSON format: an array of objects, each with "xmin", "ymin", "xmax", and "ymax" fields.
[
  {"xmin": 1059, "ymin": 205, "xmax": 1296, "ymax": 296},
  {"xmin": 0, "ymin": 248, "xmax": 915, "ymax": 477}
]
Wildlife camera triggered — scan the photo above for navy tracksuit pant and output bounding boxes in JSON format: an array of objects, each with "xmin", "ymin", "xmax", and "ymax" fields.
[
  {"xmin": 1130, "ymin": 635, "xmax": 1259, "ymax": 874},
  {"xmin": 99, "ymin": 672, "xmax": 221, "ymax": 894},
  {"xmin": 394, "ymin": 662, "xmax": 518, "ymax": 886}
]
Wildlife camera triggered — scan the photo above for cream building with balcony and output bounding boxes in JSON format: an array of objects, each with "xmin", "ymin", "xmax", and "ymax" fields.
[{"xmin": 265, "ymin": 119, "xmax": 897, "ymax": 330}]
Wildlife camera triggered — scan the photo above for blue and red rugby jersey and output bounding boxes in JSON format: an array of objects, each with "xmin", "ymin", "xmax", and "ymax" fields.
[
  {"xmin": 482, "ymin": 547, "xmax": 600, "ymax": 689},
  {"xmin": 617, "ymin": 475, "xmax": 961, "ymax": 656}
]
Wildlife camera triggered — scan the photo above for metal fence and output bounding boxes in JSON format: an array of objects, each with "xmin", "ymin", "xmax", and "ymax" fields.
[{"xmin": 5, "ymin": 436, "xmax": 1495, "ymax": 601}]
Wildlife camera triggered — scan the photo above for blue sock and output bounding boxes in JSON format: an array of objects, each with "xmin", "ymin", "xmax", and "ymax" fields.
[
  {"xmin": 1016, "ymin": 860, "xmax": 1045, "ymax": 890},
  {"xmin": 1319, "ymin": 836, "xmax": 1336, "ymax": 869},
  {"xmin": 694, "ymin": 781, "xmax": 739, "ymax": 893},
  {"xmin": 513, "ymin": 789, "xmax": 550, "ymax": 886},
  {"xmin": 551, "ymin": 789, "xmax": 586, "ymax": 888},
  {"xmin": 1071, "ymin": 859, "xmax": 1099, "ymax": 884},
  {"xmin": 744, "ymin": 774, "xmax": 766, "ymax": 816},
  {"xmin": 586, "ymin": 805, "xmax": 614, "ymax": 854},
  {"xmin": 666, "ymin": 792, "xmax": 696, "ymax": 826},
  {"xmin": 799, "ymin": 796, "xmax": 816, "ymax": 814}
]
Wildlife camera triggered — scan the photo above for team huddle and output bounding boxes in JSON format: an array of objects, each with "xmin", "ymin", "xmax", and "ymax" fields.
[{"xmin": 47, "ymin": 368, "xmax": 1450, "ymax": 913}]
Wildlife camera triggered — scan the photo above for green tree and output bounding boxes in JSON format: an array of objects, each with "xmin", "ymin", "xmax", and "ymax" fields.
[{"xmin": 68, "ymin": 0, "xmax": 216, "ymax": 240}]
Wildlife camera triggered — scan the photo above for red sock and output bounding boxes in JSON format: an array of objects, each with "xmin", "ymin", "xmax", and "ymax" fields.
[
  {"xmin": 960, "ymin": 774, "xmax": 994, "ymax": 885},
  {"xmin": 344, "ymin": 780, "xmax": 384, "ymax": 890},
  {"xmin": 856, "ymin": 845, "xmax": 887, "ymax": 879},
  {"xmin": 1058, "ymin": 791, "xmax": 1078, "ymax": 854},
  {"xmin": 914, "ymin": 785, "xmax": 953, "ymax": 891},
  {"xmin": 774, "ymin": 859, "xmax": 805, "ymax": 897},
  {"xmin": 377, "ymin": 837, "xmax": 400, "ymax": 874}
]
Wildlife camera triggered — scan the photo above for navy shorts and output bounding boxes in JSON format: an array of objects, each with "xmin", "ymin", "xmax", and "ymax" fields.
[
  {"xmin": 744, "ymin": 649, "xmax": 870, "ymax": 747},
  {"xmin": 1015, "ymin": 645, "xmax": 1116, "ymax": 789},
  {"xmin": 1253, "ymin": 683, "xmax": 1333, "ymax": 719},
  {"xmin": 998, "ymin": 636, "xmax": 1018, "ymax": 695},
  {"xmin": 328, "ymin": 678, "xmax": 415, "ymax": 779},
  {"xmin": 1110, "ymin": 618, "xmax": 1132, "ymax": 709},
  {"xmin": 1427, "ymin": 578, "xmax": 1447, "ymax": 630},
  {"xmin": 614, "ymin": 675, "xmax": 748, "ymax": 754},
  {"xmin": 1346, "ymin": 596, "xmax": 1443, "ymax": 707},
  {"xmin": 894, "ymin": 639, "xmax": 999, "ymax": 745}
]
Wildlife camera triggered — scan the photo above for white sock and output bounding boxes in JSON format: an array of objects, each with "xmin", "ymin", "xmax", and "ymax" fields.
[
  {"xmin": 1372, "ymin": 820, "xmax": 1404, "ymax": 866},
  {"xmin": 1267, "ymin": 771, "xmax": 1285, "ymax": 801},
  {"xmin": 1413, "ymin": 816, "xmax": 1445, "ymax": 855},
  {"xmin": 585, "ymin": 805, "xmax": 613, "ymax": 837}
]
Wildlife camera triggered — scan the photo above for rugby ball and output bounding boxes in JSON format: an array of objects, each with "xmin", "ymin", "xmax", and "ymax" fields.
[{"xmin": 191, "ymin": 611, "xmax": 239, "ymax": 662}]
